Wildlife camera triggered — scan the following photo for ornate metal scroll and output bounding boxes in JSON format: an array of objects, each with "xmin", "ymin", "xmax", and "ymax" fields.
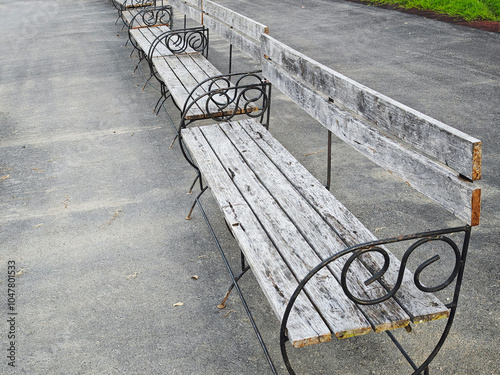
[
  {"xmin": 180, "ymin": 71, "xmax": 271, "ymax": 128},
  {"xmin": 147, "ymin": 27, "xmax": 209, "ymax": 60},
  {"xmin": 129, "ymin": 6, "xmax": 173, "ymax": 30},
  {"xmin": 280, "ymin": 225, "xmax": 472, "ymax": 375}
]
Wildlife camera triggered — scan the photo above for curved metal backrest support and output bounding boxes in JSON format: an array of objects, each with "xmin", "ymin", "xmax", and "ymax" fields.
[
  {"xmin": 129, "ymin": 5, "xmax": 173, "ymax": 30},
  {"xmin": 147, "ymin": 26, "xmax": 209, "ymax": 60},
  {"xmin": 280, "ymin": 225, "xmax": 472, "ymax": 375},
  {"xmin": 179, "ymin": 71, "xmax": 271, "ymax": 130}
]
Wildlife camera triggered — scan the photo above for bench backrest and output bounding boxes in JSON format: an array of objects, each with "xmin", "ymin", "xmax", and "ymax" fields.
[
  {"xmin": 261, "ymin": 34, "xmax": 482, "ymax": 226},
  {"xmin": 202, "ymin": 0, "xmax": 269, "ymax": 61},
  {"xmin": 169, "ymin": 0, "xmax": 269, "ymax": 62},
  {"xmin": 169, "ymin": 0, "xmax": 203, "ymax": 24}
]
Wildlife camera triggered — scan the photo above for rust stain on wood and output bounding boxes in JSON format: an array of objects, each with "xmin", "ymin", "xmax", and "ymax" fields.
[
  {"xmin": 292, "ymin": 332, "xmax": 332, "ymax": 348},
  {"xmin": 472, "ymin": 141, "xmax": 482, "ymax": 181},
  {"xmin": 412, "ymin": 310, "xmax": 450, "ymax": 325},
  {"xmin": 471, "ymin": 188, "xmax": 481, "ymax": 226}
]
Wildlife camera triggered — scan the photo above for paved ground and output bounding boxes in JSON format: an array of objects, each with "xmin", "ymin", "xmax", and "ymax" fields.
[{"xmin": 0, "ymin": 0, "xmax": 498, "ymax": 374}]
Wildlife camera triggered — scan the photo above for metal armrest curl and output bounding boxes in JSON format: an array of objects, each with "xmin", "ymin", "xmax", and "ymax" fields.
[
  {"xmin": 179, "ymin": 71, "xmax": 272, "ymax": 128},
  {"xmin": 147, "ymin": 26, "xmax": 209, "ymax": 61},
  {"xmin": 128, "ymin": 5, "xmax": 173, "ymax": 30},
  {"xmin": 280, "ymin": 225, "xmax": 472, "ymax": 375}
]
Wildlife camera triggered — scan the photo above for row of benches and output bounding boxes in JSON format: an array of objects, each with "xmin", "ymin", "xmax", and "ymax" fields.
[{"xmin": 109, "ymin": 1, "xmax": 482, "ymax": 374}]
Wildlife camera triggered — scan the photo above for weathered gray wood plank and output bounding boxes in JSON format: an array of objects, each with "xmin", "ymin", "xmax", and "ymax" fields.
[
  {"xmin": 153, "ymin": 54, "xmax": 260, "ymax": 120},
  {"xmin": 241, "ymin": 119, "xmax": 451, "ymax": 324},
  {"xmin": 130, "ymin": 25, "xmax": 173, "ymax": 57},
  {"xmin": 115, "ymin": 0, "xmax": 155, "ymax": 8},
  {"xmin": 169, "ymin": 0, "xmax": 203, "ymax": 24},
  {"xmin": 152, "ymin": 54, "xmax": 206, "ymax": 118},
  {"xmin": 194, "ymin": 124, "xmax": 375, "ymax": 343},
  {"xmin": 262, "ymin": 53, "xmax": 481, "ymax": 226},
  {"xmin": 202, "ymin": 14, "xmax": 262, "ymax": 62},
  {"xmin": 261, "ymin": 34, "xmax": 482, "ymax": 181},
  {"xmin": 203, "ymin": 0, "xmax": 269, "ymax": 41},
  {"xmin": 181, "ymin": 127, "xmax": 333, "ymax": 347},
  {"xmin": 216, "ymin": 121, "xmax": 412, "ymax": 333}
]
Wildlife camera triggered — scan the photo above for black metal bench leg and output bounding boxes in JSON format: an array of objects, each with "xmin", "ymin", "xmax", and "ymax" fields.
[
  {"xmin": 185, "ymin": 185, "xmax": 207, "ymax": 220},
  {"xmin": 217, "ymin": 264, "xmax": 250, "ymax": 309},
  {"xmin": 193, "ymin": 200, "xmax": 278, "ymax": 375}
]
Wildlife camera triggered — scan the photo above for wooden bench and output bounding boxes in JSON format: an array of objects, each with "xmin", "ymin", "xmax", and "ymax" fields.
[
  {"xmin": 128, "ymin": 0, "xmax": 271, "ymax": 127},
  {"xmin": 179, "ymin": 33, "xmax": 482, "ymax": 374},
  {"xmin": 120, "ymin": 4, "xmax": 172, "ymax": 30},
  {"xmin": 119, "ymin": 4, "xmax": 173, "ymax": 51},
  {"xmin": 112, "ymin": 0, "xmax": 156, "ymax": 26}
]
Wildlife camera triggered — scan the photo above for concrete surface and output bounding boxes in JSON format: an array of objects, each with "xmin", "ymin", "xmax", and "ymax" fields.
[{"xmin": 0, "ymin": 0, "xmax": 498, "ymax": 374}]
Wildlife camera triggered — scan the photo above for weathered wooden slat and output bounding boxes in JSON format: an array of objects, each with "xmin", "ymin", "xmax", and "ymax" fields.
[
  {"xmin": 202, "ymin": 15, "xmax": 262, "ymax": 62},
  {"xmin": 115, "ymin": 0, "xmax": 155, "ymax": 8},
  {"xmin": 261, "ymin": 34, "xmax": 482, "ymax": 181},
  {"xmin": 153, "ymin": 53, "xmax": 260, "ymax": 120},
  {"xmin": 181, "ymin": 127, "xmax": 333, "ymax": 347},
  {"xmin": 169, "ymin": 0, "xmax": 203, "ymax": 24},
  {"xmin": 130, "ymin": 26, "xmax": 173, "ymax": 57},
  {"xmin": 241, "ymin": 119, "xmax": 451, "ymax": 324},
  {"xmin": 153, "ymin": 55, "xmax": 206, "ymax": 118},
  {"xmin": 192, "ymin": 124, "xmax": 374, "ymax": 343},
  {"xmin": 262, "ymin": 54, "xmax": 481, "ymax": 226},
  {"xmin": 203, "ymin": 0, "xmax": 269, "ymax": 41},
  {"xmin": 216, "ymin": 121, "xmax": 412, "ymax": 334}
]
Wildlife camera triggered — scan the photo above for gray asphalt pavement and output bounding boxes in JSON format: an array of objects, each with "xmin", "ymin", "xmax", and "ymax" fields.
[{"xmin": 0, "ymin": 0, "xmax": 498, "ymax": 374}]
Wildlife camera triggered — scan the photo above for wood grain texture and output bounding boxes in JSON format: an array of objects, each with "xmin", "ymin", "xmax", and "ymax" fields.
[
  {"xmin": 241, "ymin": 119, "xmax": 451, "ymax": 324},
  {"xmin": 182, "ymin": 119, "xmax": 452, "ymax": 346},
  {"xmin": 203, "ymin": 0, "xmax": 269, "ymax": 40},
  {"xmin": 130, "ymin": 26, "xmax": 173, "ymax": 57},
  {"xmin": 202, "ymin": 14, "xmax": 262, "ymax": 62},
  {"xmin": 216, "ymin": 121, "xmax": 411, "ymax": 333},
  {"xmin": 153, "ymin": 54, "xmax": 259, "ymax": 120},
  {"xmin": 169, "ymin": 0, "xmax": 203, "ymax": 24},
  {"xmin": 261, "ymin": 49, "xmax": 481, "ymax": 225},
  {"xmin": 181, "ymin": 127, "xmax": 333, "ymax": 347},
  {"xmin": 261, "ymin": 34, "xmax": 481, "ymax": 182}
]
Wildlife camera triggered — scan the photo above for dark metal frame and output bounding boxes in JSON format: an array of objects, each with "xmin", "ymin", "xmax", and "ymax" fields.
[
  {"xmin": 126, "ymin": 5, "xmax": 173, "ymax": 49},
  {"xmin": 279, "ymin": 225, "xmax": 472, "ymax": 374},
  {"xmin": 112, "ymin": 0, "xmax": 157, "ymax": 26},
  {"xmin": 133, "ymin": 26, "xmax": 210, "ymax": 94}
]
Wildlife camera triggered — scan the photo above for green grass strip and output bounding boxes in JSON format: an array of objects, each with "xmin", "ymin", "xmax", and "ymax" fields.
[{"xmin": 366, "ymin": 0, "xmax": 500, "ymax": 21}]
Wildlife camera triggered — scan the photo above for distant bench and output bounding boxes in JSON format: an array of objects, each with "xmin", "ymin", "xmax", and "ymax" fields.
[
  {"xmin": 120, "ymin": 4, "xmax": 172, "ymax": 30},
  {"xmin": 179, "ymin": 32, "xmax": 482, "ymax": 374},
  {"xmin": 128, "ymin": 0, "xmax": 271, "ymax": 128},
  {"xmin": 111, "ymin": 0, "xmax": 156, "ymax": 25}
]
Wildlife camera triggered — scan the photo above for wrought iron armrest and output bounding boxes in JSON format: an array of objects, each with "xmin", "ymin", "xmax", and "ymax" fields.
[
  {"xmin": 128, "ymin": 5, "xmax": 173, "ymax": 30},
  {"xmin": 280, "ymin": 225, "xmax": 472, "ymax": 375},
  {"xmin": 179, "ymin": 71, "xmax": 272, "ymax": 129},
  {"xmin": 147, "ymin": 26, "xmax": 209, "ymax": 61}
]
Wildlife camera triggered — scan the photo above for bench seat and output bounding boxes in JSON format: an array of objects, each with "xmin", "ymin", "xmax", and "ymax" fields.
[
  {"xmin": 129, "ymin": 25, "xmax": 173, "ymax": 55},
  {"xmin": 113, "ymin": 0, "xmax": 155, "ymax": 9},
  {"xmin": 181, "ymin": 118, "xmax": 450, "ymax": 348},
  {"xmin": 152, "ymin": 54, "xmax": 261, "ymax": 120}
]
